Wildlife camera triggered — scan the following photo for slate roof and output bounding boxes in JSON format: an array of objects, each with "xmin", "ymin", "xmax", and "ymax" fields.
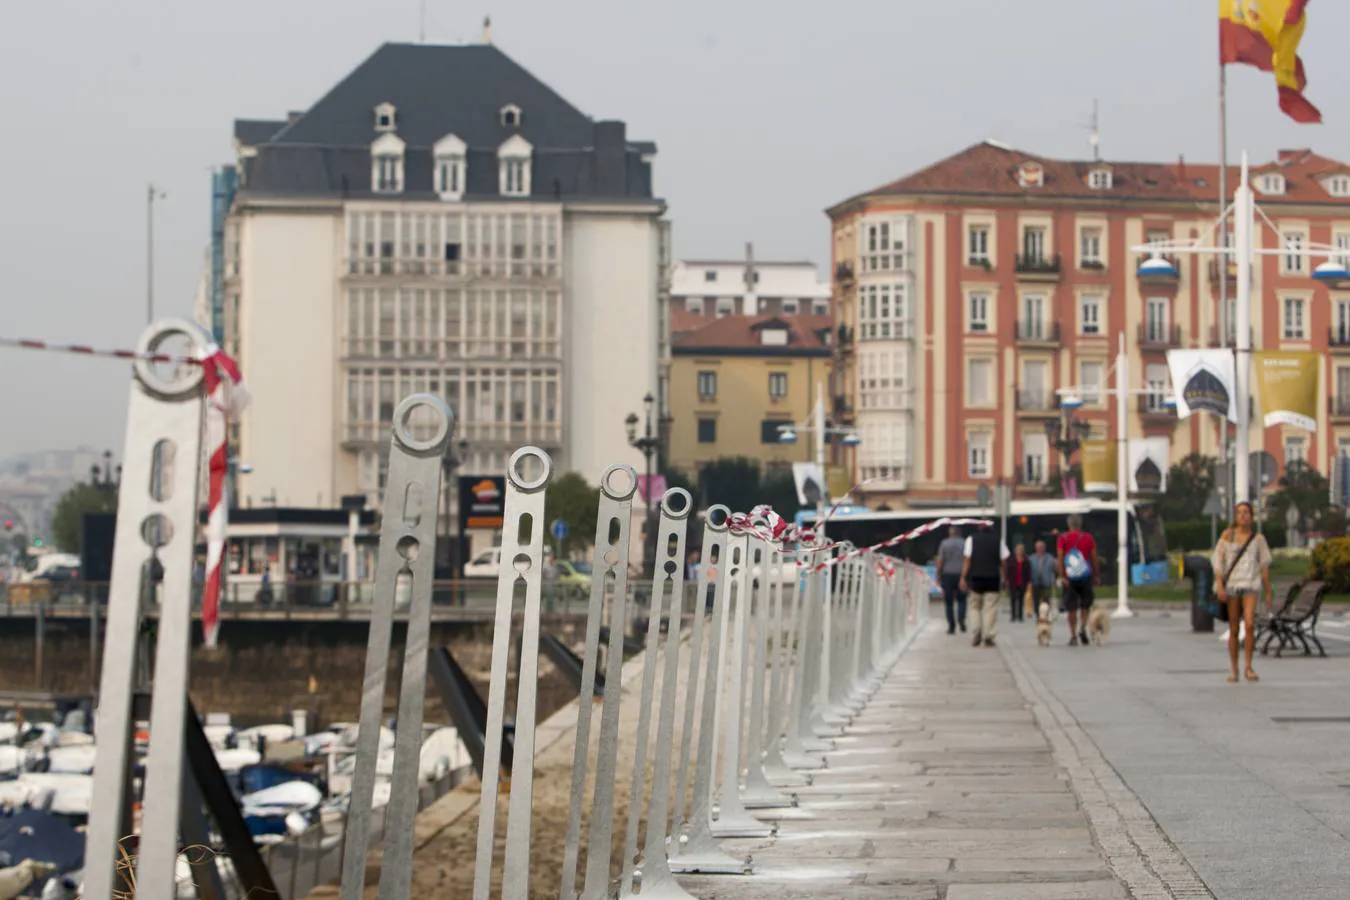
[
  {"xmin": 833, "ymin": 141, "xmax": 1350, "ymax": 212},
  {"xmin": 673, "ymin": 315, "xmax": 834, "ymax": 356},
  {"xmin": 234, "ymin": 42, "xmax": 657, "ymax": 203}
]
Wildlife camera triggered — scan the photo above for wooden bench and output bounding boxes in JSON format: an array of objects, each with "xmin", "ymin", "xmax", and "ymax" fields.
[{"xmin": 1260, "ymin": 580, "xmax": 1328, "ymax": 658}]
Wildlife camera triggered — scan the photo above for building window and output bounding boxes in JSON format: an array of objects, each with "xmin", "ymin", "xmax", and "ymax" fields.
[
  {"xmin": 697, "ymin": 418, "xmax": 717, "ymax": 444},
  {"xmin": 435, "ymin": 157, "xmax": 465, "ymax": 199},
  {"xmin": 715, "ymin": 298, "xmax": 734, "ymax": 317},
  {"xmin": 697, "ymin": 370, "xmax": 717, "ymax": 400},
  {"xmin": 1328, "ymin": 176, "xmax": 1350, "ymax": 197},
  {"xmin": 1021, "ymin": 294, "xmax": 1047, "ymax": 339},
  {"xmin": 1336, "ymin": 299, "xmax": 1350, "ymax": 345},
  {"xmin": 1022, "ymin": 227, "xmax": 1047, "ymax": 263},
  {"xmin": 1283, "ymin": 233, "xmax": 1306, "ymax": 274},
  {"xmin": 704, "ymin": 270, "xmax": 717, "ymax": 282},
  {"xmin": 373, "ymin": 102, "xmax": 397, "ymax": 132},
  {"xmin": 1144, "ymin": 297, "xmax": 1169, "ymax": 343},
  {"xmin": 1088, "ymin": 169, "xmax": 1112, "ymax": 190},
  {"xmin": 501, "ymin": 158, "xmax": 529, "ymax": 196},
  {"xmin": 968, "ymin": 225, "xmax": 990, "ymax": 265},
  {"xmin": 1144, "ymin": 363, "xmax": 1170, "ymax": 411},
  {"xmin": 782, "ymin": 299, "xmax": 799, "ymax": 315},
  {"xmin": 1080, "ymin": 294, "xmax": 1102, "ymax": 335},
  {"xmin": 968, "ymin": 432, "xmax": 992, "ymax": 479},
  {"xmin": 768, "ymin": 371, "xmax": 788, "ymax": 399},
  {"xmin": 860, "ymin": 219, "xmax": 908, "ymax": 272},
  {"xmin": 858, "ymin": 283, "xmax": 908, "ymax": 340},
  {"xmin": 858, "ymin": 417, "xmax": 909, "ymax": 483},
  {"xmin": 373, "ymin": 154, "xmax": 402, "ymax": 193},
  {"xmin": 684, "ymin": 297, "xmax": 703, "ymax": 314},
  {"xmin": 1080, "ymin": 360, "xmax": 1105, "ymax": 405},
  {"xmin": 858, "ymin": 347, "xmax": 909, "ymax": 411},
  {"xmin": 1259, "ymin": 173, "xmax": 1286, "ymax": 195},
  {"xmin": 967, "ymin": 358, "xmax": 993, "ymax": 406},
  {"xmin": 1023, "ymin": 433, "xmax": 1048, "ymax": 485},
  {"xmin": 761, "ymin": 419, "xmax": 790, "ymax": 444},
  {"xmin": 1080, "ymin": 227, "xmax": 1103, "ymax": 267},
  {"xmin": 812, "ymin": 300, "xmax": 829, "ymax": 315},
  {"xmin": 500, "ymin": 104, "xmax": 522, "ymax": 127},
  {"xmin": 1017, "ymin": 162, "xmax": 1044, "ymax": 188},
  {"xmin": 1282, "ymin": 297, "xmax": 1307, "ymax": 340},
  {"xmin": 969, "ymin": 292, "xmax": 990, "ymax": 334},
  {"xmin": 1285, "ymin": 435, "xmax": 1307, "ymax": 468}
]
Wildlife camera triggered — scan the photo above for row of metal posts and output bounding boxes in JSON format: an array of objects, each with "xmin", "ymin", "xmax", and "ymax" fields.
[{"xmin": 78, "ymin": 336, "xmax": 932, "ymax": 900}]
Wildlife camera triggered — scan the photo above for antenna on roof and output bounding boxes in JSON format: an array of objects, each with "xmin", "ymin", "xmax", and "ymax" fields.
[
  {"xmin": 418, "ymin": 0, "xmax": 426, "ymax": 42},
  {"xmin": 1088, "ymin": 98, "xmax": 1101, "ymax": 161},
  {"xmin": 482, "ymin": 15, "xmax": 492, "ymax": 44}
]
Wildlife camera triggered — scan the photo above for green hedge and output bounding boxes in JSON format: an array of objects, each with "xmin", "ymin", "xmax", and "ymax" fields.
[
  {"xmin": 1166, "ymin": 518, "xmax": 1287, "ymax": 552},
  {"xmin": 1311, "ymin": 537, "xmax": 1350, "ymax": 593}
]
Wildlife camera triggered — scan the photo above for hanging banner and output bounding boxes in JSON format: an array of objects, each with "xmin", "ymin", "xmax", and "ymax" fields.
[
  {"xmin": 1127, "ymin": 437, "xmax": 1170, "ymax": 493},
  {"xmin": 791, "ymin": 462, "xmax": 826, "ymax": 507},
  {"xmin": 1255, "ymin": 350, "xmax": 1319, "ymax": 431},
  {"xmin": 1081, "ymin": 440, "xmax": 1116, "ymax": 494},
  {"xmin": 1166, "ymin": 349, "xmax": 1237, "ymax": 422}
]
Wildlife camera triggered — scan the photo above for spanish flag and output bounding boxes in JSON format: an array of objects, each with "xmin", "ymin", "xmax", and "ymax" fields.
[{"xmin": 1219, "ymin": 0, "xmax": 1321, "ymax": 124}]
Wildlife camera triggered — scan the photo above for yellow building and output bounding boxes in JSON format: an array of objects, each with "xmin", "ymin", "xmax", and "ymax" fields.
[{"xmin": 668, "ymin": 314, "xmax": 835, "ymax": 473}]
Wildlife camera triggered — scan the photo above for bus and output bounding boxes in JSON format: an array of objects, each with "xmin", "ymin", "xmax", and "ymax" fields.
[{"xmin": 797, "ymin": 498, "xmax": 1168, "ymax": 586}]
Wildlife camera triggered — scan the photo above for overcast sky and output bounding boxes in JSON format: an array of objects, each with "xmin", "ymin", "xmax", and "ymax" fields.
[{"xmin": 2, "ymin": 0, "xmax": 1348, "ymax": 459}]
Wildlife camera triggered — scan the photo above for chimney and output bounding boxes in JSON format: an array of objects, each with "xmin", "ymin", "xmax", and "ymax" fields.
[
  {"xmin": 1178, "ymin": 154, "xmax": 1186, "ymax": 180},
  {"xmin": 482, "ymin": 16, "xmax": 492, "ymax": 44},
  {"xmin": 1278, "ymin": 148, "xmax": 1310, "ymax": 164}
]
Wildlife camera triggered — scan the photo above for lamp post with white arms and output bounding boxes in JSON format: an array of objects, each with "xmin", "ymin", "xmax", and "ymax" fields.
[
  {"xmin": 1131, "ymin": 152, "xmax": 1350, "ymax": 510},
  {"xmin": 776, "ymin": 381, "xmax": 861, "ymax": 533}
]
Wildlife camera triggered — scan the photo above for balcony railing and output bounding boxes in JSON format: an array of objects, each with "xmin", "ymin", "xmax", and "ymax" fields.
[
  {"xmin": 1330, "ymin": 396, "xmax": 1350, "ymax": 418},
  {"xmin": 1208, "ymin": 325, "xmax": 1254, "ymax": 347},
  {"xmin": 343, "ymin": 421, "xmax": 563, "ymax": 448},
  {"xmin": 1015, "ymin": 320, "xmax": 1061, "ymax": 344},
  {"xmin": 345, "ymin": 259, "xmax": 560, "ymax": 279},
  {"xmin": 1208, "ymin": 259, "xmax": 1238, "ymax": 284},
  {"xmin": 1015, "ymin": 389, "xmax": 1058, "ymax": 413},
  {"xmin": 835, "ymin": 262, "xmax": 855, "ymax": 283},
  {"xmin": 1330, "ymin": 327, "xmax": 1350, "ymax": 352},
  {"xmin": 1015, "ymin": 253, "xmax": 1062, "ymax": 278},
  {"xmin": 1138, "ymin": 396, "xmax": 1176, "ymax": 420},
  {"xmin": 1137, "ymin": 323, "xmax": 1182, "ymax": 348}
]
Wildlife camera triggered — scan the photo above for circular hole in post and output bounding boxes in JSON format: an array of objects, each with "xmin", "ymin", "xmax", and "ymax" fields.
[
  {"xmin": 604, "ymin": 550, "xmax": 620, "ymax": 567},
  {"xmin": 396, "ymin": 535, "xmax": 420, "ymax": 562},
  {"xmin": 707, "ymin": 505, "xmax": 730, "ymax": 529},
  {"xmin": 393, "ymin": 394, "xmax": 452, "ymax": 453},
  {"xmin": 140, "ymin": 514, "xmax": 173, "ymax": 549},
  {"xmin": 600, "ymin": 464, "xmax": 637, "ymax": 500},
  {"xmin": 661, "ymin": 488, "xmax": 693, "ymax": 520},
  {"xmin": 508, "ymin": 447, "xmax": 552, "ymax": 492},
  {"xmin": 664, "ymin": 560, "xmax": 679, "ymax": 576},
  {"xmin": 134, "ymin": 323, "xmax": 206, "ymax": 398},
  {"xmin": 513, "ymin": 553, "xmax": 532, "ymax": 576}
]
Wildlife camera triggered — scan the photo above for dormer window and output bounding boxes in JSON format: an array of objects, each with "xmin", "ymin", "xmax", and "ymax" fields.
[
  {"xmin": 370, "ymin": 133, "xmax": 405, "ymax": 194},
  {"xmin": 497, "ymin": 134, "xmax": 532, "ymax": 197},
  {"xmin": 1258, "ymin": 173, "xmax": 1286, "ymax": 195},
  {"xmin": 433, "ymin": 134, "xmax": 467, "ymax": 201},
  {"xmin": 1088, "ymin": 168, "xmax": 1113, "ymax": 190},
  {"xmin": 1017, "ymin": 162, "xmax": 1044, "ymax": 188},
  {"xmin": 374, "ymin": 102, "xmax": 397, "ymax": 133},
  {"xmin": 1326, "ymin": 175, "xmax": 1350, "ymax": 198},
  {"xmin": 500, "ymin": 104, "xmax": 522, "ymax": 128}
]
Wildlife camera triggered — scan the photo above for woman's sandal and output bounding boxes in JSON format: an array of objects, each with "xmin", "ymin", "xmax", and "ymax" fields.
[
  {"xmin": 1227, "ymin": 672, "xmax": 1239, "ymax": 683},
  {"xmin": 1245, "ymin": 669, "xmax": 1260, "ymax": 682}
]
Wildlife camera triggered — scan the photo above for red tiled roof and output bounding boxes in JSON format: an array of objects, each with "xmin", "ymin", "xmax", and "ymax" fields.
[
  {"xmin": 669, "ymin": 306, "xmax": 706, "ymax": 337},
  {"xmin": 843, "ymin": 141, "xmax": 1350, "ymax": 208},
  {"xmin": 673, "ymin": 314, "xmax": 833, "ymax": 353}
]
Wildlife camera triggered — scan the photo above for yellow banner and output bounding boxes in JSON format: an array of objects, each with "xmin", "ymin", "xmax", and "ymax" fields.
[
  {"xmin": 1255, "ymin": 350, "xmax": 1319, "ymax": 431},
  {"xmin": 1081, "ymin": 441, "xmax": 1116, "ymax": 494}
]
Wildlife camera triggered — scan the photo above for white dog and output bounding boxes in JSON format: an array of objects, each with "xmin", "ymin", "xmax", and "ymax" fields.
[
  {"xmin": 1086, "ymin": 605, "xmax": 1111, "ymax": 646},
  {"xmin": 1036, "ymin": 601, "xmax": 1053, "ymax": 647}
]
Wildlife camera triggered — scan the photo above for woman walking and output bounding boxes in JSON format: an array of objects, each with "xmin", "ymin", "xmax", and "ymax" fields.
[
  {"xmin": 1006, "ymin": 543, "xmax": 1032, "ymax": 622},
  {"xmin": 1213, "ymin": 501, "xmax": 1273, "ymax": 683}
]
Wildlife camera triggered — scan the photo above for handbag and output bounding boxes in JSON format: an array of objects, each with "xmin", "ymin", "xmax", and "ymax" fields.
[{"xmin": 1209, "ymin": 532, "xmax": 1256, "ymax": 622}]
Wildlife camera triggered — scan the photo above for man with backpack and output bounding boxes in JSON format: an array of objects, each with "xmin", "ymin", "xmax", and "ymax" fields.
[{"xmin": 1057, "ymin": 514, "xmax": 1100, "ymax": 646}]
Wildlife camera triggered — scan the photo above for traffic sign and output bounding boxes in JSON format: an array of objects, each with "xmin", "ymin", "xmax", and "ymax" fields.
[{"xmin": 551, "ymin": 518, "xmax": 568, "ymax": 541}]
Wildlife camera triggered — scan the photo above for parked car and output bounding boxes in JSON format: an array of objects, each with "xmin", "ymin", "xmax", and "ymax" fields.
[{"xmin": 463, "ymin": 546, "xmax": 555, "ymax": 579}]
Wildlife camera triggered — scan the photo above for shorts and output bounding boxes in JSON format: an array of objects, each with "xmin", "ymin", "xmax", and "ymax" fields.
[{"xmin": 1062, "ymin": 580, "xmax": 1094, "ymax": 612}]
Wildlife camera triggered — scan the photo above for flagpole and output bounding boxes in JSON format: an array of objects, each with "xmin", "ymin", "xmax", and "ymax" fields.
[{"xmin": 1217, "ymin": 59, "xmax": 1231, "ymax": 538}]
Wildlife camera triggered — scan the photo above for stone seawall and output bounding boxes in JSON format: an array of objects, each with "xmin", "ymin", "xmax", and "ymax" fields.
[{"xmin": 0, "ymin": 614, "xmax": 589, "ymax": 726}]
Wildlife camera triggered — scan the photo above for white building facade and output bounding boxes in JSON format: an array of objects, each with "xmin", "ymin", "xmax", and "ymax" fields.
[
  {"xmin": 671, "ymin": 258, "xmax": 831, "ymax": 320},
  {"xmin": 223, "ymin": 42, "xmax": 668, "ymax": 508}
]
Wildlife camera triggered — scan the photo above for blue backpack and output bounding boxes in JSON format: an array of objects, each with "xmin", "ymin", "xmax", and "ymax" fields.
[{"xmin": 1063, "ymin": 537, "xmax": 1093, "ymax": 582}]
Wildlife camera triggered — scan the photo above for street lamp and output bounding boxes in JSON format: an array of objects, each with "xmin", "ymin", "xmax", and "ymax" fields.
[
  {"xmin": 776, "ymin": 381, "xmax": 861, "ymax": 533},
  {"xmin": 441, "ymin": 438, "xmax": 470, "ymax": 583},
  {"xmin": 1043, "ymin": 408, "xmax": 1093, "ymax": 490},
  {"xmin": 626, "ymin": 393, "xmax": 660, "ymax": 574}
]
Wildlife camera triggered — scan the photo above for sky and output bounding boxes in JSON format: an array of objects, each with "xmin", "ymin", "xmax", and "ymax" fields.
[{"xmin": 2, "ymin": 0, "xmax": 1349, "ymax": 459}]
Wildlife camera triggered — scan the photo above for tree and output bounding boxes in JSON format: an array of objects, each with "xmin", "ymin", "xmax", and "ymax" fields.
[
  {"xmin": 1266, "ymin": 460, "xmax": 1330, "ymax": 535},
  {"xmin": 698, "ymin": 457, "xmax": 766, "ymax": 514},
  {"xmin": 542, "ymin": 472, "xmax": 600, "ymax": 557},
  {"xmin": 51, "ymin": 483, "xmax": 118, "ymax": 554},
  {"xmin": 1159, "ymin": 452, "xmax": 1216, "ymax": 524},
  {"xmin": 760, "ymin": 469, "xmax": 804, "ymax": 519}
]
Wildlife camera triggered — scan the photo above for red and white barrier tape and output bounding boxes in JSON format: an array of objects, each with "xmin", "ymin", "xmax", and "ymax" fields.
[{"xmin": 0, "ymin": 335, "xmax": 202, "ymax": 366}]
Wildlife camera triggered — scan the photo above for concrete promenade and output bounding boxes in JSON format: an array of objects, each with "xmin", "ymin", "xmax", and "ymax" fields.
[{"xmin": 681, "ymin": 619, "xmax": 1209, "ymax": 899}]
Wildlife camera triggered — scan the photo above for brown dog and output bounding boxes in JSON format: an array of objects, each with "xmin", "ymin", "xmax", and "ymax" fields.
[
  {"xmin": 1036, "ymin": 602, "xmax": 1053, "ymax": 647},
  {"xmin": 1086, "ymin": 605, "xmax": 1111, "ymax": 646}
]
